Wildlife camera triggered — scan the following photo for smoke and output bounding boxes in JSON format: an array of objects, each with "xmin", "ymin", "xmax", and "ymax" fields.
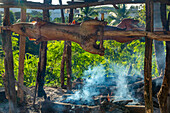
[
  {"xmin": 111, "ymin": 63, "xmax": 134, "ymax": 101},
  {"xmin": 66, "ymin": 65, "xmax": 106, "ymax": 104},
  {"xmin": 64, "ymin": 64, "xmax": 143, "ymax": 105}
]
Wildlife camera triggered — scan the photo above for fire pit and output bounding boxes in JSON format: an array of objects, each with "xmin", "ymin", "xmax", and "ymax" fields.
[{"xmin": 39, "ymin": 65, "xmax": 161, "ymax": 113}]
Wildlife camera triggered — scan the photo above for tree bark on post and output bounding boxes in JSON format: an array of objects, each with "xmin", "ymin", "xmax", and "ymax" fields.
[
  {"xmin": 144, "ymin": 0, "xmax": 154, "ymax": 113},
  {"xmin": 59, "ymin": 0, "xmax": 65, "ymax": 23},
  {"xmin": 36, "ymin": 0, "xmax": 50, "ymax": 99},
  {"xmin": 59, "ymin": 0, "xmax": 66, "ymax": 89},
  {"xmin": 1, "ymin": 8, "xmax": 17, "ymax": 113},
  {"xmin": 66, "ymin": 0, "xmax": 74, "ymax": 91},
  {"xmin": 18, "ymin": 3, "xmax": 26, "ymax": 103},
  {"xmin": 66, "ymin": 41, "xmax": 72, "ymax": 91},
  {"xmin": 60, "ymin": 42, "xmax": 66, "ymax": 88},
  {"xmin": 157, "ymin": 4, "xmax": 170, "ymax": 113}
]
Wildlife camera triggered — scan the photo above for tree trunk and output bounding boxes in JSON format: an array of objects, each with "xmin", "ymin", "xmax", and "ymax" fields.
[
  {"xmin": 59, "ymin": 0, "xmax": 66, "ymax": 89},
  {"xmin": 37, "ymin": 0, "xmax": 50, "ymax": 99},
  {"xmin": 157, "ymin": 3, "xmax": 170, "ymax": 113},
  {"xmin": 167, "ymin": 10, "xmax": 170, "ymax": 113},
  {"xmin": 144, "ymin": 0, "xmax": 154, "ymax": 113},
  {"xmin": 66, "ymin": 0, "xmax": 74, "ymax": 91},
  {"xmin": 59, "ymin": 0, "xmax": 65, "ymax": 23},
  {"xmin": 157, "ymin": 41, "xmax": 170, "ymax": 113},
  {"xmin": 66, "ymin": 41, "xmax": 72, "ymax": 91},
  {"xmin": 60, "ymin": 42, "xmax": 66, "ymax": 88},
  {"xmin": 17, "ymin": 7, "xmax": 26, "ymax": 103},
  {"xmin": 2, "ymin": 8, "xmax": 17, "ymax": 113}
]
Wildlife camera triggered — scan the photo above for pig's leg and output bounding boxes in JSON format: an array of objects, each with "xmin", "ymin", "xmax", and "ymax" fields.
[{"xmin": 81, "ymin": 39, "xmax": 105, "ymax": 56}]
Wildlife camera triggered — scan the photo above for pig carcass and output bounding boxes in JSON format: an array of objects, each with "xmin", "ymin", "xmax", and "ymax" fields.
[{"xmin": 6, "ymin": 19, "xmax": 140, "ymax": 56}]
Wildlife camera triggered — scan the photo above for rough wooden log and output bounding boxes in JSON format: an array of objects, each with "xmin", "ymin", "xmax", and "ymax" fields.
[
  {"xmin": 0, "ymin": 0, "xmax": 170, "ymax": 10},
  {"xmin": 0, "ymin": 0, "xmax": 146, "ymax": 10},
  {"xmin": 125, "ymin": 105, "xmax": 145, "ymax": 113},
  {"xmin": 59, "ymin": 0, "xmax": 67, "ymax": 88},
  {"xmin": 59, "ymin": 0, "xmax": 66, "ymax": 89},
  {"xmin": 1, "ymin": 7, "xmax": 17, "ymax": 113},
  {"xmin": 60, "ymin": 42, "xmax": 66, "ymax": 88},
  {"xmin": 157, "ymin": 3, "xmax": 170, "ymax": 113},
  {"xmin": 144, "ymin": 0, "xmax": 154, "ymax": 113},
  {"xmin": 167, "ymin": 11, "xmax": 170, "ymax": 113},
  {"xmin": 37, "ymin": 1, "xmax": 49, "ymax": 99},
  {"xmin": 66, "ymin": 41, "xmax": 72, "ymax": 91},
  {"xmin": 66, "ymin": 4, "xmax": 73, "ymax": 91},
  {"xmin": 157, "ymin": 42, "xmax": 170, "ymax": 113},
  {"xmin": 42, "ymin": 101, "xmax": 100, "ymax": 113},
  {"xmin": 103, "ymin": 30, "xmax": 170, "ymax": 41},
  {"xmin": 17, "ymin": 6, "xmax": 26, "ymax": 103}
]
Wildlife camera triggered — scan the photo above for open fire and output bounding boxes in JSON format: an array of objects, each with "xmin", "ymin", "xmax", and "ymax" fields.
[{"xmin": 41, "ymin": 64, "xmax": 161, "ymax": 113}]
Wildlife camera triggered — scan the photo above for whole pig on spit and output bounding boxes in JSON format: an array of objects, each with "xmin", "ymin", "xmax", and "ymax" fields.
[{"xmin": 3, "ymin": 19, "xmax": 140, "ymax": 56}]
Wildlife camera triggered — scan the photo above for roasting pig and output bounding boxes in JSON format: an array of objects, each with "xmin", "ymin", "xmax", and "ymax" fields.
[{"xmin": 2, "ymin": 19, "xmax": 141, "ymax": 55}]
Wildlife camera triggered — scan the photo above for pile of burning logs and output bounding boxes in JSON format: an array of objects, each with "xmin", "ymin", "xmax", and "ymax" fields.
[
  {"xmin": 40, "ymin": 73, "xmax": 163, "ymax": 113},
  {"xmin": 41, "ymin": 97, "xmax": 145, "ymax": 113}
]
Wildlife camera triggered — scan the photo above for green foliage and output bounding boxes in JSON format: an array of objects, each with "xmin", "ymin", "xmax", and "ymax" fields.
[
  {"xmin": 106, "ymin": 4, "xmax": 131, "ymax": 25},
  {"xmin": 0, "ymin": 58, "xmax": 4, "ymax": 86},
  {"xmin": 24, "ymin": 53, "xmax": 39, "ymax": 86},
  {"xmin": 45, "ymin": 41, "xmax": 64, "ymax": 86},
  {"xmin": 52, "ymin": 16, "xmax": 69, "ymax": 23},
  {"xmin": 135, "ymin": 5, "xmax": 146, "ymax": 26},
  {"xmin": 52, "ymin": 17, "xmax": 62, "ymax": 23},
  {"xmin": 74, "ymin": 7, "xmax": 98, "ymax": 22}
]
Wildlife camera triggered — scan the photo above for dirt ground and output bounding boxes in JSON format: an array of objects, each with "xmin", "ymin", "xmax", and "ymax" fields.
[
  {"xmin": 0, "ymin": 86, "xmax": 161, "ymax": 113},
  {"xmin": 0, "ymin": 86, "xmax": 69, "ymax": 113}
]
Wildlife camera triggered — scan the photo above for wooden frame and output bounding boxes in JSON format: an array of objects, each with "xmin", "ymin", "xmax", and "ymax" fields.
[{"xmin": 0, "ymin": 0, "xmax": 170, "ymax": 113}]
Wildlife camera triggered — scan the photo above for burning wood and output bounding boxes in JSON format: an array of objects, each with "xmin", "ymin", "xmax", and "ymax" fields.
[
  {"xmin": 0, "ymin": 19, "xmax": 141, "ymax": 56},
  {"xmin": 40, "ymin": 96, "xmax": 134, "ymax": 113}
]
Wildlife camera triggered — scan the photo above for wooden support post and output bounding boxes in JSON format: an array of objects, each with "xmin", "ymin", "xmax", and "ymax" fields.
[
  {"xmin": 2, "ymin": 8, "xmax": 17, "ymax": 113},
  {"xmin": 59, "ymin": 0, "xmax": 66, "ymax": 89},
  {"xmin": 37, "ymin": 41, "xmax": 47, "ymax": 99},
  {"xmin": 144, "ymin": 0, "xmax": 154, "ymax": 113},
  {"xmin": 66, "ymin": 0, "xmax": 74, "ymax": 91},
  {"xmin": 36, "ymin": 0, "xmax": 49, "ymax": 99},
  {"xmin": 60, "ymin": 42, "xmax": 66, "ymax": 88},
  {"xmin": 157, "ymin": 4, "xmax": 170, "ymax": 113},
  {"xmin": 59, "ymin": 0, "xmax": 65, "ymax": 23},
  {"xmin": 17, "ymin": 5, "xmax": 26, "ymax": 103},
  {"xmin": 157, "ymin": 42, "xmax": 169, "ymax": 113},
  {"xmin": 100, "ymin": 13, "xmax": 104, "ymax": 50},
  {"xmin": 66, "ymin": 41, "xmax": 72, "ymax": 91}
]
